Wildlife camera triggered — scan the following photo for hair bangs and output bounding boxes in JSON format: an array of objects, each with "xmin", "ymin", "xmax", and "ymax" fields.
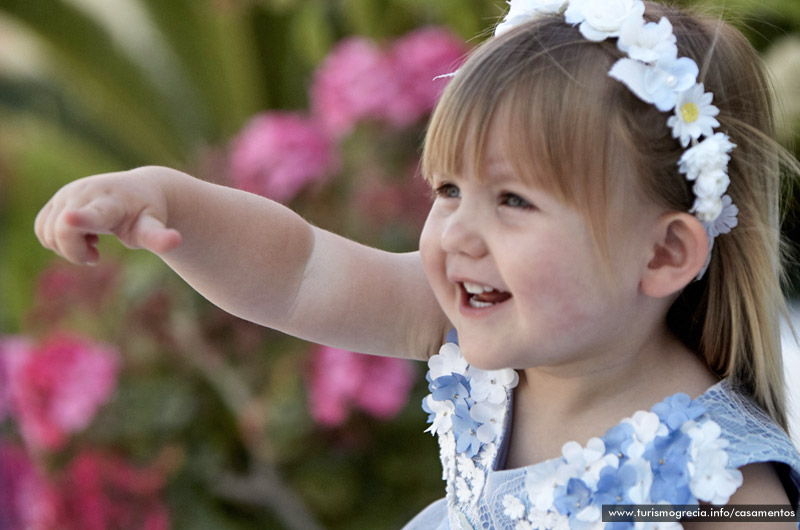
[{"xmin": 423, "ymin": 18, "xmax": 636, "ymax": 259}]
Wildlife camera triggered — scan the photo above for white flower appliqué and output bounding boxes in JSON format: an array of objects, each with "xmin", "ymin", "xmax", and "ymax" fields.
[
  {"xmin": 503, "ymin": 494, "xmax": 527, "ymax": 520},
  {"xmin": 423, "ymin": 395, "xmax": 456, "ymax": 436},
  {"xmin": 453, "ymin": 390, "xmax": 746, "ymax": 530},
  {"xmin": 469, "ymin": 367, "xmax": 519, "ymax": 404},
  {"xmin": 429, "ymin": 342, "xmax": 469, "ymax": 379},
  {"xmin": 422, "ymin": 338, "xmax": 518, "ymax": 523},
  {"xmin": 493, "ymin": 0, "xmax": 740, "ymax": 267},
  {"xmin": 684, "ymin": 420, "xmax": 744, "ymax": 505},
  {"xmin": 618, "ymin": 16, "xmax": 677, "ymax": 63},
  {"xmin": 564, "ymin": 0, "xmax": 645, "ymax": 42},
  {"xmin": 679, "ymin": 132, "xmax": 736, "ymax": 182},
  {"xmin": 495, "ymin": 0, "xmax": 570, "ymax": 37}
]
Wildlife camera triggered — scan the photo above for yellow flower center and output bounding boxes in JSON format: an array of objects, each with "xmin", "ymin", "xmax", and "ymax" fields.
[{"xmin": 681, "ymin": 102, "xmax": 700, "ymax": 123}]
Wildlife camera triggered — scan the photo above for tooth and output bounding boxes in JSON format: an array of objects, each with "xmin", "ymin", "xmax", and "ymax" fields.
[
  {"xmin": 463, "ymin": 282, "xmax": 480, "ymax": 294},
  {"xmin": 464, "ymin": 282, "xmax": 494, "ymax": 294}
]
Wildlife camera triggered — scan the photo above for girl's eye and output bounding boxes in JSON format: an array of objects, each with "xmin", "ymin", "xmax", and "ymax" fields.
[
  {"xmin": 434, "ymin": 183, "xmax": 461, "ymax": 199},
  {"xmin": 500, "ymin": 192, "xmax": 534, "ymax": 210}
]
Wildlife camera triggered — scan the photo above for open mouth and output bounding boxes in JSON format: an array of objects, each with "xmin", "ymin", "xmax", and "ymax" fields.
[{"xmin": 462, "ymin": 282, "xmax": 512, "ymax": 308}]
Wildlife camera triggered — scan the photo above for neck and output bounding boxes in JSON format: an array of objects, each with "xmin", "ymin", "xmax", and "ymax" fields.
[
  {"xmin": 504, "ymin": 323, "xmax": 717, "ymax": 468},
  {"xmin": 525, "ymin": 317, "xmax": 713, "ymax": 410}
]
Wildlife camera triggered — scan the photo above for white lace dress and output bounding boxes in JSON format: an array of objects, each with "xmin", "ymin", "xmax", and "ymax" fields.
[{"xmin": 403, "ymin": 334, "xmax": 800, "ymax": 530}]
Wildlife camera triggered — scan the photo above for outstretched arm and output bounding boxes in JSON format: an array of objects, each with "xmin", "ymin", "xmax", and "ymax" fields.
[{"xmin": 35, "ymin": 166, "xmax": 450, "ymax": 360}]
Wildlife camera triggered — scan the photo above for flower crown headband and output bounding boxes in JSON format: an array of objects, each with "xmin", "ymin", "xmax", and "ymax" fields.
[{"xmin": 495, "ymin": 0, "xmax": 738, "ymax": 279}]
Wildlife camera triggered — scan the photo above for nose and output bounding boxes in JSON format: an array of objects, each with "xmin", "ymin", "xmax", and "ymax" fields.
[{"xmin": 440, "ymin": 207, "xmax": 488, "ymax": 258}]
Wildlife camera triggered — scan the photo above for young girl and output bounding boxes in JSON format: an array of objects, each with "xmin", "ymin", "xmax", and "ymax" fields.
[{"xmin": 33, "ymin": 1, "xmax": 800, "ymax": 528}]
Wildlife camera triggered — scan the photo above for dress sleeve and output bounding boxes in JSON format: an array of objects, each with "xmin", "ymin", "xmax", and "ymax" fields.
[{"xmin": 699, "ymin": 380, "xmax": 800, "ymax": 505}]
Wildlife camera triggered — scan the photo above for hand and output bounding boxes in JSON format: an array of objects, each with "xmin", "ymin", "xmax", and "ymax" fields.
[{"xmin": 34, "ymin": 168, "xmax": 183, "ymax": 265}]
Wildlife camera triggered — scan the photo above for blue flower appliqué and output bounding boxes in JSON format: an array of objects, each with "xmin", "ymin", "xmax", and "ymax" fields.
[
  {"xmin": 421, "ymin": 337, "xmax": 518, "ymax": 520},
  {"xmin": 421, "ymin": 338, "xmax": 745, "ymax": 530},
  {"xmin": 498, "ymin": 394, "xmax": 743, "ymax": 529}
]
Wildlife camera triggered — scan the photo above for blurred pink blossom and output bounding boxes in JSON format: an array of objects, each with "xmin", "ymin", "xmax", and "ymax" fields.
[
  {"xmin": 307, "ymin": 345, "xmax": 415, "ymax": 427},
  {"xmin": 34, "ymin": 262, "xmax": 119, "ymax": 314},
  {"xmin": 311, "ymin": 29, "xmax": 467, "ymax": 136},
  {"xmin": 384, "ymin": 27, "xmax": 468, "ymax": 127},
  {"xmin": 0, "ymin": 336, "xmax": 33, "ymax": 424},
  {"xmin": 59, "ymin": 451, "xmax": 170, "ymax": 530},
  {"xmin": 310, "ymin": 37, "xmax": 398, "ymax": 137},
  {"xmin": 0, "ymin": 444, "xmax": 61, "ymax": 530},
  {"xmin": 353, "ymin": 163, "xmax": 433, "ymax": 230},
  {"xmin": 228, "ymin": 112, "xmax": 339, "ymax": 203},
  {"xmin": 1, "ymin": 334, "xmax": 120, "ymax": 451}
]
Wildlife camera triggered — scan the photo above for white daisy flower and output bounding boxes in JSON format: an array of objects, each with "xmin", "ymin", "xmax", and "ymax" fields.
[{"xmin": 667, "ymin": 83, "xmax": 721, "ymax": 147}]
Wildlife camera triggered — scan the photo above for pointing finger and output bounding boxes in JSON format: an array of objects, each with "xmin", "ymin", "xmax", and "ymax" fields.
[
  {"xmin": 54, "ymin": 211, "xmax": 102, "ymax": 265},
  {"xmin": 34, "ymin": 201, "xmax": 54, "ymax": 250},
  {"xmin": 62, "ymin": 196, "xmax": 125, "ymax": 234}
]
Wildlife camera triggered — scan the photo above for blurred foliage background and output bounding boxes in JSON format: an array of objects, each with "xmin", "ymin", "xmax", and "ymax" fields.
[{"xmin": 0, "ymin": 1, "xmax": 798, "ymax": 529}]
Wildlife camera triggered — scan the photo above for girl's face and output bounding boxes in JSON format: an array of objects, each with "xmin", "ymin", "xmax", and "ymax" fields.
[{"xmin": 419, "ymin": 131, "xmax": 658, "ymax": 372}]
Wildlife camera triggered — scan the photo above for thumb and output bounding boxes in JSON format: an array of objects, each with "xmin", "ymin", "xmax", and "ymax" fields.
[{"xmin": 132, "ymin": 213, "xmax": 182, "ymax": 254}]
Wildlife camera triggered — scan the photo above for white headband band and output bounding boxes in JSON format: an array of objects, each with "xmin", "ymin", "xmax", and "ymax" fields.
[{"xmin": 495, "ymin": 0, "xmax": 738, "ymax": 278}]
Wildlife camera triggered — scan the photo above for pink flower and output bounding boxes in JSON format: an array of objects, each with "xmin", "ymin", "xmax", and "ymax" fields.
[
  {"xmin": 0, "ymin": 444, "xmax": 61, "ymax": 530},
  {"xmin": 311, "ymin": 29, "xmax": 467, "ymax": 136},
  {"xmin": 0, "ymin": 336, "xmax": 33, "ymax": 423},
  {"xmin": 384, "ymin": 27, "xmax": 468, "ymax": 127},
  {"xmin": 228, "ymin": 112, "xmax": 339, "ymax": 203},
  {"xmin": 29, "ymin": 261, "xmax": 120, "ymax": 326},
  {"xmin": 307, "ymin": 345, "xmax": 416, "ymax": 427},
  {"xmin": 1, "ymin": 334, "xmax": 120, "ymax": 450},
  {"xmin": 60, "ymin": 451, "xmax": 170, "ymax": 530},
  {"xmin": 352, "ymin": 162, "xmax": 433, "ymax": 230},
  {"xmin": 311, "ymin": 37, "xmax": 399, "ymax": 137}
]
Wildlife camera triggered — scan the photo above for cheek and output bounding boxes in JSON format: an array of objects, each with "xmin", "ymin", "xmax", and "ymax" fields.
[
  {"xmin": 510, "ymin": 242, "xmax": 606, "ymax": 331},
  {"xmin": 418, "ymin": 215, "xmax": 446, "ymax": 289}
]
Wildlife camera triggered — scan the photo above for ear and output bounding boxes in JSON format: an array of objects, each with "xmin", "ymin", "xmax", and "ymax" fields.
[{"xmin": 640, "ymin": 213, "xmax": 709, "ymax": 298}]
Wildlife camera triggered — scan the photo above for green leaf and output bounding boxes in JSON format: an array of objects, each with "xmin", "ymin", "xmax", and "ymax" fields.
[
  {"xmin": 137, "ymin": 0, "xmax": 266, "ymax": 139},
  {"xmin": 89, "ymin": 374, "xmax": 199, "ymax": 442},
  {"xmin": 0, "ymin": 0, "xmax": 188, "ymax": 163}
]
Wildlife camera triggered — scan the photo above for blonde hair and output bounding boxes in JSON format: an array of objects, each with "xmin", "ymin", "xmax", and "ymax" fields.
[{"xmin": 422, "ymin": 2, "xmax": 797, "ymax": 430}]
